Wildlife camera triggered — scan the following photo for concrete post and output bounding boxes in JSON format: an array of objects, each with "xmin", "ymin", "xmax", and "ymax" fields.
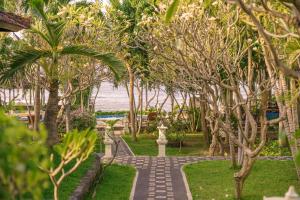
[
  {"xmin": 157, "ymin": 124, "xmax": 168, "ymax": 157},
  {"xmin": 103, "ymin": 126, "xmax": 113, "ymax": 159}
]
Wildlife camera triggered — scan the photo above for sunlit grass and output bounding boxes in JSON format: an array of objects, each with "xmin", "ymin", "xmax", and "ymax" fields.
[{"xmin": 184, "ymin": 160, "xmax": 299, "ymax": 200}]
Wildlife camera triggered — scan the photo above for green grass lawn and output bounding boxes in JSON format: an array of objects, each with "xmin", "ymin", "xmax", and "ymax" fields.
[
  {"xmin": 87, "ymin": 164, "xmax": 136, "ymax": 200},
  {"xmin": 184, "ymin": 160, "xmax": 300, "ymax": 200},
  {"xmin": 123, "ymin": 133, "xmax": 209, "ymax": 156}
]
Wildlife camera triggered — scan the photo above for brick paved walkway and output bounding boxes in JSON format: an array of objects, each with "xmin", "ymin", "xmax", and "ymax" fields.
[
  {"xmin": 110, "ymin": 137, "xmax": 292, "ymax": 200},
  {"xmin": 112, "ymin": 138, "xmax": 227, "ymax": 200}
]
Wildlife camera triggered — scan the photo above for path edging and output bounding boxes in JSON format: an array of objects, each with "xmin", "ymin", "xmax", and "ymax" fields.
[
  {"xmin": 120, "ymin": 136, "xmax": 135, "ymax": 157},
  {"xmin": 181, "ymin": 164, "xmax": 193, "ymax": 200},
  {"xmin": 129, "ymin": 169, "xmax": 139, "ymax": 200}
]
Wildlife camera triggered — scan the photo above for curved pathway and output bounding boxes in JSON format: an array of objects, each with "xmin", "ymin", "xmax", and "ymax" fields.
[{"xmin": 111, "ymin": 137, "xmax": 292, "ymax": 200}]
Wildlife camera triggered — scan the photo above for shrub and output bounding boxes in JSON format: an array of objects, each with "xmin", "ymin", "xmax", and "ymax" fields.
[
  {"xmin": 70, "ymin": 109, "xmax": 96, "ymax": 131},
  {"xmin": 169, "ymin": 120, "xmax": 189, "ymax": 132},
  {"xmin": 0, "ymin": 110, "xmax": 49, "ymax": 200},
  {"xmin": 259, "ymin": 140, "xmax": 291, "ymax": 156}
]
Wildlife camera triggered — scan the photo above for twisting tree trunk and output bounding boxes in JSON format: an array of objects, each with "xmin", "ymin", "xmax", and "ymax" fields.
[
  {"xmin": 234, "ymin": 156, "xmax": 255, "ymax": 199},
  {"xmin": 44, "ymin": 79, "xmax": 60, "ymax": 146}
]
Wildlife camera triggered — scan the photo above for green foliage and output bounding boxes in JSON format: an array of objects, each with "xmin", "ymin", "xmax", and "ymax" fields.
[
  {"xmin": 1, "ymin": 0, "xmax": 125, "ymax": 84},
  {"xmin": 95, "ymin": 110, "xmax": 128, "ymax": 116},
  {"xmin": 0, "ymin": 111, "xmax": 49, "ymax": 200},
  {"xmin": 169, "ymin": 120, "xmax": 189, "ymax": 132},
  {"xmin": 53, "ymin": 129, "xmax": 97, "ymax": 161},
  {"xmin": 0, "ymin": 0, "xmax": 4, "ymax": 11},
  {"xmin": 259, "ymin": 140, "xmax": 291, "ymax": 156},
  {"xmin": 41, "ymin": 129, "xmax": 97, "ymax": 200},
  {"xmin": 105, "ymin": 119, "xmax": 120, "ymax": 129},
  {"xmin": 60, "ymin": 45, "xmax": 125, "ymax": 80},
  {"xmin": 165, "ymin": 0, "xmax": 180, "ymax": 23},
  {"xmin": 70, "ymin": 109, "xmax": 96, "ymax": 132},
  {"xmin": 167, "ymin": 131, "xmax": 186, "ymax": 148}
]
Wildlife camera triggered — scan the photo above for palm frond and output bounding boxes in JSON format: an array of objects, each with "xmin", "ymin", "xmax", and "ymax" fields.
[
  {"xmin": 30, "ymin": 0, "xmax": 66, "ymax": 48},
  {"xmin": 60, "ymin": 45, "xmax": 126, "ymax": 81},
  {"xmin": 110, "ymin": 0, "xmax": 121, "ymax": 8},
  {"xmin": 45, "ymin": 21, "xmax": 66, "ymax": 48},
  {"xmin": 30, "ymin": 27, "xmax": 52, "ymax": 47},
  {"xmin": 30, "ymin": 0, "xmax": 48, "ymax": 22},
  {"xmin": 0, "ymin": 48, "xmax": 51, "ymax": 84}
]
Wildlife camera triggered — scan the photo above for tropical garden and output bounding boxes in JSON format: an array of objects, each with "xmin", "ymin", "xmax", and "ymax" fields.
[{"xmin": 0, "ymin": 0, "xmax": 300, "ymax": 200}]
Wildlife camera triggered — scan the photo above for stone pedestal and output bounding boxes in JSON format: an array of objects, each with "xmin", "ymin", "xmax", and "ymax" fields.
[
  {"xmin": 156, "ymin": 124, "xmax": 168, "ymax": 157},
  {"xmin": 264, "ymin": 186, "xmax": 300, "ymax": 200},
  {"xmin": 103, "ymin": 126, "xmax": 113, "ymax": 159}
]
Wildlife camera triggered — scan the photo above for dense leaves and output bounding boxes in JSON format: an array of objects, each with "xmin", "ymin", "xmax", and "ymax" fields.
[{"xmin": 0, "ymin": 111, "xmax": 49, "ymax": 200}]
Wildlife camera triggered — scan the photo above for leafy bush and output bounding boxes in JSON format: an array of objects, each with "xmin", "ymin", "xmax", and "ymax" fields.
[
  {"xmin": 167, "ymin": 132, "xmax": 186, "ymax": 148},
  {"xmin": 41, "ymin": 129, "xmax": 97, "ymax": 200},
  {"xmin": 0, "ymin": 110, "xmax": 49, "ymax": 200},
  {"xmin": 145, "ymin": 120, "xmax": 159, "ymax": 133},
  {"xmin": 169, "ymin": 120, "xmax": 189, "ymax": 132},
  {"xmin": 70, "ymin": 109, "xmax": 96, "ymax": 131},
  {"xmin": 259, "ymin": 140, "xmax": 291, "ymax": 156}
]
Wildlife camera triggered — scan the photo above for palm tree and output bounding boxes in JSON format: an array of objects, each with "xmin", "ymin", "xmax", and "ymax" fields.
[
  {"xmin": 1, "ymin": 0, "xmax": 125, "ymax": 146},
  {"xmin": 108, "ymin": 0, "xmax": 154, "ymax": 141}
]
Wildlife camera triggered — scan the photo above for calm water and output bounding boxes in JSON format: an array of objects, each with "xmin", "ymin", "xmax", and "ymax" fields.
[
  {"xmin": 92, "ymin": 82, "xmax": 183, "ymax": 111},
  {"xmin": 0, "ymin": 82, "xmax": 184, "ymax": 111}
]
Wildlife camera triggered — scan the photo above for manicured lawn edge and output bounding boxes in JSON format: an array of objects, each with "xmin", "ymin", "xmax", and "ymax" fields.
[
  {"xmin": 129, "ymin": 168, "xmax": 139, "ymax": 200},
  {"xmin": 121, "ymin": 136, "xmax": 135, "ymax": 156},
  {"xmin": 180, "ymin": 164, "xmax": 193, "ymax": 200},
  {"xmin": 87, "ymin": 164, "xmax": 136, "ymax": 200},
  {"xmin": 69, "ymin": 154, "xmax": 103, "ymax": 200}
]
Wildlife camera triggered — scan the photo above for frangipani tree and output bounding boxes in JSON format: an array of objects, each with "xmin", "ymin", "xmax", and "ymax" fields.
[
  {"xmin": 0, "ymin": 0, "xmax": 125, "ymax": 146},
  {"xmin": 143, "ymin": 2, "xmax": 280, "ymax": 199}
]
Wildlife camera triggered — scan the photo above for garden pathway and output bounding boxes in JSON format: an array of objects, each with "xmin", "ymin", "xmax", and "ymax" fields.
[
  {"xmin": 112, "ymin": 137, "xmax": 228, "ymax": 200},
  {"xmin": 110, "ymin": 137, "xmax": 292, "ymax": 200}
]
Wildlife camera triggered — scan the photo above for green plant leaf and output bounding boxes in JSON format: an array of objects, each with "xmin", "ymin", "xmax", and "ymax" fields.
[
  {"xmin": 165, "ymin": 0, "xmax": 180, "ymax": 23},
  {"xmin": 0, "ymin": 48, "xmax": 51, "ymax": 84},
  {"xmin": 60, "ymin": 45, "xmax": 126, "ymax": 81}
]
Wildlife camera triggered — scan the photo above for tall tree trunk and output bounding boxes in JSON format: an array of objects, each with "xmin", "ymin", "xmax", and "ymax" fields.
[
  {"xmin": 34, "ymin": 67, "xmax": 41, "ymax": 132},
  {"xmin": 44, "ymin": 80, "xmax": 60, "ymax": 146},
  {"xmin": 145, "ymin": 81, "xmax": 148, "ymax": 111},
  {"xmin": 137, "ymin": 81, "xmax": 143, "ymax": 135},
  {"xmin": 65, "ymin": 99, "xmax": 71, "ymax": 133},
  {"xmin": 200, "ymin": 100, "xmax": 210, "ymax": 147},
  {"xmin": 128, "ymin": 66, "xmax": 137, "ymax": 141}
]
